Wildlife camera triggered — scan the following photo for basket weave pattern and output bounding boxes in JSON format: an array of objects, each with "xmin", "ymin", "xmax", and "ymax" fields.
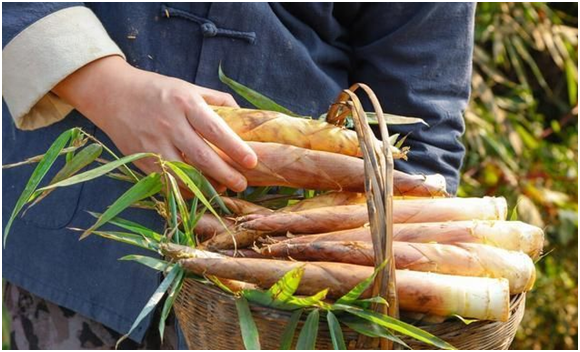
[{"xmin": 174, "ymin": 278, "xmax": 525, "ymax": 350}]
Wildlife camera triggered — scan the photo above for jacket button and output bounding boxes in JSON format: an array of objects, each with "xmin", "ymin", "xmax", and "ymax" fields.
[{"xmin": 201, "ymin": 23, "xmax": 218, "ymax": 37}]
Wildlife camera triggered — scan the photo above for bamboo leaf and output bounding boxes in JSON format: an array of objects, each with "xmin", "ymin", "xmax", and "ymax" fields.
[
  {"xmin": 337, "ymin": 305, "xmax": 455, "ymax": 350},
  {"xmin": 279, "ymin": 309, "xmax": 303, "ymax": 350},
  {"xmin": 243, "ymin": 289, "xmax": 301, "ymax": 310},
  {"xmin": 92, "ymin": 230, "xmax": 159, "ymax": 251},
  {"xmin": 336, "ymin": 260, "xmax": 387, "ymax": 305},
  {"xmin": 341, "ymin": 316, "xmax": 410, "ymax": 349},
  {"xmin": 38, "ymin": 153, "xmax": 156, "ymax": 191},
  {"xmin": 4, "ymin": 128, "xmax": 73, "ymax": 246},
  {"xmin": 166, "ymin": 173, "xmax": 191, "ymax": 238},
  {"xmin": 235, "ymin": 297, "xmax": 261, "ymax": 350},
  {"xmin": 296, "ymin": 309, "xmax": 319, "ymax": 350},
  {"xmin": 27, "ymin": 143, "xmax": 103, "ymax": 208},
  {"xmin": 354, "ymin": 296, "xmax": 389, "ymax": 309},
  {"xmin": 219, "ymin": 64, "xmax": 299, "ymax": 117},
  {"xmin": 327, "ymin": 311, "xmax": 346, "ymax": 350},
  {"xmin": 88, "ymin": 212, "xmax": 163, "ymax": 242},
  {"xmin": 116, "ymin": 264, "xmax": 181, "ymax": 348},
  {"xmin": 267, "ymin": 266, "xmax": 304, "ymax": 302},
  {"xmin": 287, "ymin": 289, "xmax": 329, "ymax": 307},
  {"xmin": 81, "ymin": 173, "xmax": 163, "ymax": 239},
  {"xmin": 119, "ymin": 254, "xmax": 170, "ymax": 271},
  {"xmin": 452, "ymin": 314, "xmax": 479, "ymax": 325},
  {"xmin": 367, "ymin": 112, "xmax": 429, "ymax": 126},
  {"xmin": 170, "ymin": 161, "xmax": 229, "ymax": 214},
  {"xmin": 164, "ymin": 162, "xmax": 230, "ymax": 233},
  {"xmin": 159, "ymin": 269, "xmax": 185, "ymax": 342}
]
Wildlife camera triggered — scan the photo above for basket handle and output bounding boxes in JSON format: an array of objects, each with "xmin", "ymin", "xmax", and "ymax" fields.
[{"xmin": 327, "ymin": 85, "xmax": 399, "ymax": 349}]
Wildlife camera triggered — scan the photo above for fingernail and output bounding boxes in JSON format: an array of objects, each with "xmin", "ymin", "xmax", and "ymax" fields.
[
  {"xmin": 232, "ymin": 177, "xmax": 247, "ymax": 192},
  {"xmin": 242, "ymin": 153, "xmax": 258, "ymax": 168}
]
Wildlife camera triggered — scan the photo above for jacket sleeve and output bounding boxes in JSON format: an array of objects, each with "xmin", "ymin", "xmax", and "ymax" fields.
[
  {"xmin": 2, "ymin": 3, "xmax": 125, "ymax": 130},
  {"xmin": 348, "ymin": 3, "xmax": 475, "ymax": 194}
]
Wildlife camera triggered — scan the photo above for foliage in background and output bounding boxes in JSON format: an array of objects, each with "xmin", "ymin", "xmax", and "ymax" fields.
[{"xmin": 463, "ymin": 3, "xmax": 578, "ymax": 349}]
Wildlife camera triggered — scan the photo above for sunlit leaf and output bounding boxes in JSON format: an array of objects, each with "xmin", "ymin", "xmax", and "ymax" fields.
[
  {"xmin": 267, "ymin": 266, "xmax": 304, "ymax": 302},
  {"xmin": 336, "ymin": 259, "xmax": 387, "ymax": 305}
]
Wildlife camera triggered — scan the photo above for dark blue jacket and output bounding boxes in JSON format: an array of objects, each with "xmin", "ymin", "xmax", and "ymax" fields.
[{"xmin": 2, "ymin": 2, "xmax": 474, "ymax": 342}]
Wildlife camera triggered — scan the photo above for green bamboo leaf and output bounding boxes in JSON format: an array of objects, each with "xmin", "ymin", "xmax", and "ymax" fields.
[
  {"xmin": 164, "ymin": 162, "xmax": 230, "ymax": 232},
  {"xmin": 336, "ymin": 260, "xmax": 388, "ymax": 305},
  {"xmin": 337, "ymin": 305, "xmax": 455, "ymax": 350},
  {"xmin": 242, "ymin": 289, "xmax": 301, "ymax": 310},
  {"xmin": 287, "ymin": 289, "xmax": 329, "ymax": 307},
  {"xmin": 116, "ymin": 265, "xmax": 181, "ymax": 348},
  {"xmin": 219, "ymin": 64, "xmax": 300, "ymax": 117},
  {"xmin": 354, "ymin": 296, "xmax": 389, "ymax": 309},
  {"xmin": 38, "ymin": 153, "xmax": 156, "ymax": 191},
  {"xmin": 159, "ymin": 269, "xmax": 185, "ymax": 342},
  {"xmin": 169, "ymin": 161, "xmax": 229, "ymax": 214},
  {"xmin": 88, "ymin": 212, "xmax": 163, "ymax": 242},
  {"xmin": 452, "ymin": 314, "xmax": 479, "ymax": 325},
  {"xmin": 166, "ymin": 173, "xmax": 191, "ymax": 237},
  {"xmin": 341, "ymin": 316, "xmax": 410, "ymax": 349},
  {"xmin": 65, "ymin": 128, "xmax": 82, "ymax": 163},
  {"xmin": 296, "ymin": 309, "xmax": 319, "ymax": 350},
  {"xmin": 235, "ymin": 297, "xmax": 261, "ymax": 350},
  {"xmin": 279, "ymin": 309, "xmax": 303, "ymax": 350},
  {"xmin": 92, "ymin": 231, "xmax": 159, "ymax": 251},
  {"xmin": 366, "ymin": 112, "xmax": 429, "ymax": 126},
  {"xmin": 81, "ymin": 173, "xmax": 163, "ymax": 239},
  {"xmin": 4, "ymin": 128, "xmax": 73, "ymax": 246},
  {"xmin": 119, "ymin": 254, "xmax": 170, "ymax": 271},
  {"xmin": 27, "ymin": 144, "xmax": 103, "ymax": 208},
  {"xmin": 327, "ymin": 311, "xmax": 346, "ymax": 350},
  {"xmin": 267, "ymin": 266, "xmax": 304, "ymax": 302},
  {"xmin": 318, "ymin": 113, "xmax": 428, "ymax": 126}
]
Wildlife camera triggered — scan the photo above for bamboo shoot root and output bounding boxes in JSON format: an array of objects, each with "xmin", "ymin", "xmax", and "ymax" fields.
[
  {"xmin": 178, "ymin": 257, "xmax": 510, "ymax": 321},
  {"xmin": 260, "ymin": 241, "xmax": 536, "ymax": 293}
]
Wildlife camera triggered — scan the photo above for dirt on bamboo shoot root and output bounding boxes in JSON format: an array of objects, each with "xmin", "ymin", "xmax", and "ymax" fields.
[
  {"xmin": 260, "ymin": 241, "xmax": 536, "ymax": 293},
  {"xmin": 178, "ymin": 257, "xmax": 510, "ymax": 321}
]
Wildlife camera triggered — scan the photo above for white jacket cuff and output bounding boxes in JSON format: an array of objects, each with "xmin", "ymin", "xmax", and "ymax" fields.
[{"xmin": 2, "ymin": 6, "xmax": 125, "ymax": 130}]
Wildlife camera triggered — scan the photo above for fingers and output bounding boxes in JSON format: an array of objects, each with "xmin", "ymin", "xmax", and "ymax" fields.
[
  {"xmin": 198, "ymin": 88, "xmax": 239, "ymax": 107},
  {"xmin": 174, "ymin": 123, "xmax": 248, "ymax": 192},
  {"xmin": 185, "ymin": 99, "xmax": 258, "ymax": 169}
]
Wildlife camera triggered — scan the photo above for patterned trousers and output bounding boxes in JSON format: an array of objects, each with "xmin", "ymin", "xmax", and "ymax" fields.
[{"xmin": 3, "ymin": 283, "xmax": 177, "ymax": 350}]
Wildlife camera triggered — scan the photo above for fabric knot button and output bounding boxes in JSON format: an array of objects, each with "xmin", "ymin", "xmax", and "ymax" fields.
[{"xmin": 201, "ymin": 23, "xmax": 217, "ymax": 37}]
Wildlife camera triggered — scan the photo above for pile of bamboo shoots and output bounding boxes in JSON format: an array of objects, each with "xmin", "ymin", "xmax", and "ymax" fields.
[{"xmin": 171, "ymin": 107, "xmax": 543, "ymax": 323}]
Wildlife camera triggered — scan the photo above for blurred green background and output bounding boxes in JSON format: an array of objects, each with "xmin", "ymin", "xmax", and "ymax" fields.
[
  {"xmin": 2, "ymin": 2, "xmax": 578, "ymax": 350},
  {"xmin": 461, "ymin": 2, "xmax": 578, "ymax": 350}
]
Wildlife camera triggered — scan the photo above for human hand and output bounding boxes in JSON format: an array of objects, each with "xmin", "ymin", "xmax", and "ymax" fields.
[{"xmin": 53, "ymin": 56, "xmax": 257, "ymax": 192}]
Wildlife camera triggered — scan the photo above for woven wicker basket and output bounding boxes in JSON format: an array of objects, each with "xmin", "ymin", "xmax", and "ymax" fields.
[{"xmin": 174, "ymin": 278, "xmax": 526, "ymax": 350}]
